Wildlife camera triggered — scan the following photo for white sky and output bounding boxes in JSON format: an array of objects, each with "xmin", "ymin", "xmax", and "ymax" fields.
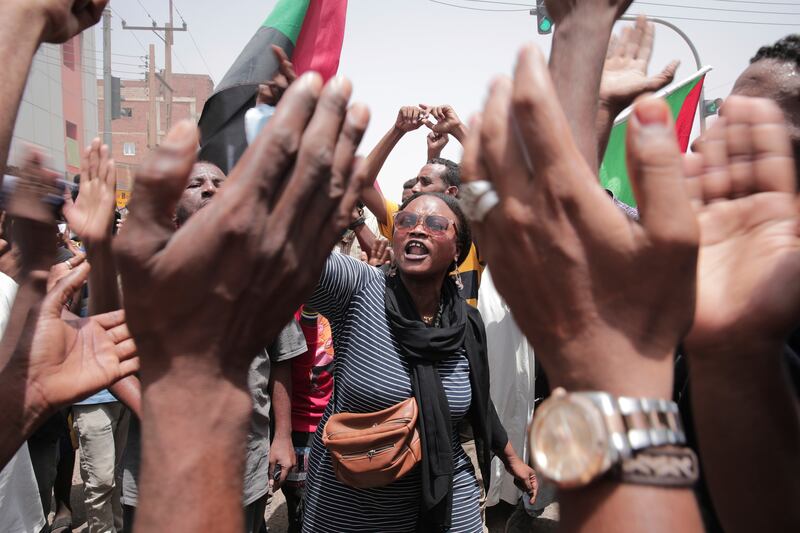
[{"xmin": 98, "ymin": 0, "xmax": 799, "ymax": 200}]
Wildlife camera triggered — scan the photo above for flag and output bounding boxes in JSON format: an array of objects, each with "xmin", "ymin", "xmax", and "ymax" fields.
[
  {"xmin": 198, "ymin": 0, "xmax": 348, "ymax": 174},
  {"xmin": 599, "ymin": 66, "xmax": 711, "ymax": 207}
]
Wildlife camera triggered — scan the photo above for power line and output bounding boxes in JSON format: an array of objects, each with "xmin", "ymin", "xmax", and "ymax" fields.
[
  {"xmin": 455, "ymin": 0, "xmax": 533, "ymax": 5},
  {"xmin": 429, "ymin": 0, "xmax": 531, "ymax": 12},
  {"xmin": 627, "ymin": 11, "xmax": 800, "ymax": 26},
  {"xmin": 709, "ymin": 0, "xmax": 800, "ymax": 5},
  {"xmin": 135, "ymin": 0, "xmax": 157, "ymax": 24},
  {"xmin": 172, "ymin": 1, "xmax": 216, "ymax": 83},
  {"xmin": 634, "ymin": 1, "xmax": 800, "ymax": 16}
]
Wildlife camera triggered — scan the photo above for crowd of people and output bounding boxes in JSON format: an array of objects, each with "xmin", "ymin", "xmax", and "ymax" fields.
[{"xmin": 0, "ymin": 1, "xmax": 798, "ymax": 532}]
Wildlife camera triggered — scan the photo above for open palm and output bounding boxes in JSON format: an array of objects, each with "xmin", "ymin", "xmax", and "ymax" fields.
[
  {"xmin": 63, "ymin": 139, "xmax": 116, "ymax": 245},
  {"xmin": 23, "ymin": 262, "xmax": 138, "ymax": 410},
  {"xmin": 687, "ymin": 97, "xmax": 800, "ymax": 349}
]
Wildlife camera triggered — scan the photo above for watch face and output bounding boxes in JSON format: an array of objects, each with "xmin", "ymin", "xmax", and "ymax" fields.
[{"xmin": 530, "ymin": 394, "xmax": 612, "ymax": 488}]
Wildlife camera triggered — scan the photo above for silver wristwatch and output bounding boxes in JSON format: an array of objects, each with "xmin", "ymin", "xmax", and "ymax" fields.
[{"xmin": 528, "ymin": 387, "xmax": 688, "ymax": 489}]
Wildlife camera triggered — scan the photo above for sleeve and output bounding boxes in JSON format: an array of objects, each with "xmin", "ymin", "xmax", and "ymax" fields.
[
  {"xmin": 377, "ymin": 198, "xmax": 399, "ymax": 239},
  {"xmin": 307, "ymin": 252, "xmax": 379, "ymax": 324},
  {"xmin": 268, "ymin": 318, "xmax": 307, "ymax": 363},
  {"xmin": 488, "ymin": 398, "xmax": 510, "ymax": 454}
]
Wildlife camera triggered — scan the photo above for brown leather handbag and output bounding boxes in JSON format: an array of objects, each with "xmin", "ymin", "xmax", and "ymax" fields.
[{"xmin": 322, "ymin": 397, "xmax": 422, "ymax": 489}]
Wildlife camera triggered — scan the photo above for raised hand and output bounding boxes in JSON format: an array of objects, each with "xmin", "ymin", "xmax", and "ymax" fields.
[
  {"xmin": 12, "ymin": 262, "xmax": 138, "ymax": 411},
  {"xmin": 686, "ymin": 96, "xmax": 800, "ymax": 352},
  {"xmin": 420, "ymin": 104, "xmax": 467, "ymax": 143},
  {"xmin": 427, "ymin": 131, "xmax": 449, "ymax": 160},
  {"xmin": 600, "ymin": 16, "xmax": 679, "ymax": 116},
  {"xmin": 257, "ymin": 45, "xmax": 298, "ymax": 106},
  {"xmin": 23, "ymin": 0, "xmax": 109, "ymax": 44},
  {"xmin": 395, "ymin": 105, "xmax": 427, "ymax": 133},
  {"xmin": 63, "ymin": 138, "xmax": 116, "ymax": 246},
  {"xmin": 114, "ymin": 73, "xmax": 369, "ymax": 381},
  {"xmin": 461, "ymin": 45, "xmax": 698, "ymax": 400},
  {"xmin": 367, "ymin": 238, "xmax": 392, "ymax": 267}
]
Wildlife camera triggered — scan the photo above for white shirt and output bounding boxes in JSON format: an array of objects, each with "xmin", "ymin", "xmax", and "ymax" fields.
[{"xmin": 0, "ymin": 272, "xmax": 47, "ymax": 532}]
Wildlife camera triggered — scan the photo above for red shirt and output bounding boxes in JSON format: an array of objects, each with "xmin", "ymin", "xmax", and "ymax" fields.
[{"xmin": 291, "ymin": 312, "xmax": 334, "ymax": 432}]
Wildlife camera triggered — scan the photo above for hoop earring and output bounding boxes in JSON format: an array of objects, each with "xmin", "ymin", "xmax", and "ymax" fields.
[{"xmin": 388, "ymin": 261, "xmax": 398, "ymax": 277}]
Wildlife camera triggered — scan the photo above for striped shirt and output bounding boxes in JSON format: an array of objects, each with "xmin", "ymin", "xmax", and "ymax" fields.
[{"xmin": 302, "ymin": 253, "xmax": 482, "ymax": 532}]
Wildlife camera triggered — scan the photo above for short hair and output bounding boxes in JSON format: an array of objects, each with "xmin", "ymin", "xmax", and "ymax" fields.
[
  {"xmin": 402, "ymin": 178, "xmax": 416, "ymax": 190},
  {"xmin": 751, "ymin": 34, "xmax": 800, "ymax": 69},
  {"xmin": 426, "ymin": 157, "xmax": 461, "ymax": 189},
  {"xmin": 399, "ymin": 191, "xmax": 471, "ymax": 266}
]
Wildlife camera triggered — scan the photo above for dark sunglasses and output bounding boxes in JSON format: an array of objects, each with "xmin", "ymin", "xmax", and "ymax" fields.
[{"xmin": 394, "ymin": 211, "xmax": 456, "ymax": 235}]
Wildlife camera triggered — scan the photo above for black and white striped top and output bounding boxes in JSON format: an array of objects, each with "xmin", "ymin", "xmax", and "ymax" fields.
[{"xmin": 302, "ymin": 253, "xmax": 482, "ymax": 533}]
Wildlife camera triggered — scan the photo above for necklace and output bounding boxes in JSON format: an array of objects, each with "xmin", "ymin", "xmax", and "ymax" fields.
[{"xmin": 422, "ymin": 302, "xmax": 444, "ymax": 328}]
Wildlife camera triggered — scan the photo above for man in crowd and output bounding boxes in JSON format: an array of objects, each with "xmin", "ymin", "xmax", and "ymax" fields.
[{"xmin": 119, "ymin": 160, "xmax": 306, "ymax": 533}]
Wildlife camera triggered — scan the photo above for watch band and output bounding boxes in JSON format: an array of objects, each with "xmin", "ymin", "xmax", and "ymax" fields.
[
  {"xmin": 619, "ymin": 446, "xmax": 699, "ymax": 488},
  {"xmin": 616, "ymin": 396, "xmax": 686, "ymax": 453}
]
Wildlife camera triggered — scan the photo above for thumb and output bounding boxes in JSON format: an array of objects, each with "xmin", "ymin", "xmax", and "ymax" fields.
[
  {"xmin": 647, "ymin": 60, "xmax": 680, "ymax": 92},
  {"xmin": 625, "ymin": 97, "xmax": 697, "ymax": 244},
  {"xmin": 114, "ymin": 121, "xmax": 197, "ymax": 268},
  {"xmin": 42, "ymin": 262, "xmax": 90, "ymax": 319}
]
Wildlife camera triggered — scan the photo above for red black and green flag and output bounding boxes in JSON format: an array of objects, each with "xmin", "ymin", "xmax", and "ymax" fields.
[
  {"xmin": 600, "ymin": 66, "xmax": 711, "ymax": 207},
  {"xmin": 198, "ymin": 0, "xmax": 348, "ymax": 173}
]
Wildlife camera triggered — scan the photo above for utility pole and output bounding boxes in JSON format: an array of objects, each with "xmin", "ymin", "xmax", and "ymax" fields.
[
  {"xmin": 122, "ymin": 1, "xmax": 187, "ymax": 131},
  {"xmin": 148, "ymin": 45, "xmax": 158, "ymax": 148},
  {"xmin": 103, "ymin": 9, "xmax": 112, "ymax": 148}
]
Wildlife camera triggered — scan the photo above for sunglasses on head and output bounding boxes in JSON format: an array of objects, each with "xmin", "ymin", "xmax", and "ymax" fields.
[{"xmin": 394, "ymin": 211, "xmax": 456, "ymax": 235}]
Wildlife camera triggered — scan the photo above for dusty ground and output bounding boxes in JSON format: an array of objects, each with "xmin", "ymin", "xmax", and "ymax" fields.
[{"xmin": 65, "ymin": 454, "xmax": 559, "ymax": 532}]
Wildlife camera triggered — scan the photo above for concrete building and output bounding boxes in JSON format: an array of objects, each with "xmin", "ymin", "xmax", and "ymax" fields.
[
  {"xmin": 97, "ymin": 72, "xmax": 214, "ymax": 197},
  {"xmin": 9, "ymin": 32, "xmax": 99, "ymax": 179}
]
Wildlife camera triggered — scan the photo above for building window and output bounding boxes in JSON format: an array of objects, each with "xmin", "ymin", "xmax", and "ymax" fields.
[
  {"xmin": 62, "ymin": 40, "xmax": 75, "ymax": 70},
  {"xmin": 121, "ymin": 108, "xmax": 133, "ymax": 118},
  {"xmin": 123, "ymin": 142, "xmax": 136, "ymax": 156},
  {"xmin": 65, "ymin": 121, "xmax": 79, "ymax": 168}
]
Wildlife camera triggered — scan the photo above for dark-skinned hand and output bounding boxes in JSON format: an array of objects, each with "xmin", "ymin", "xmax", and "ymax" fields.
[
  {"xmin": 257, "ymin": 45, "xmax": 298, "ymax": 107},
  {"xmin": 461, "ymin": 45, "xmax": 698, "ymax": 399},
  {"xmin": 114, "ymin": 73, "xmax": 370, "ymax": 386}
]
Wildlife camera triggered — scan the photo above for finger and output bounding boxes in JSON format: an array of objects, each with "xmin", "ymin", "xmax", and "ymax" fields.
[
  {"xmin": 622, "ymin": 27, "xmax": 637, "ymax": 59},
  {"xmin": 42, "ymin": 262, "xmax": 90, "ymax": 319},
  {"xmin": 625, "ymin": 97, "xmax": 698, "ymax": 244},
  {"xmin": 422, "ymin": 119, "xmax": 436, "ymax": 130},
  {"xmin": 79, "ymin": 141, "xmax": 92, "ymax": 185},
  {"xmin": 482, "ymin": 77, "xmax": 523, "ymax": 200},
  {"xmin": 306, "ymin": 102, "xmax": 371, "ymax": 246},
  {"xmin": 682, "ymin": 152, "xmax": 705, "ymax": 209},
  {"xmin": 697, "ymin": 118, "xmax": 733, "ymax": 202},
  {"xmin": 114, "ymin": 121, "xmax": 198, "ymax": 267},
  {"xmin": 275, "ymin": 76, "xmax": 352, "ymax": 220},
  {"xmin": 647, "ymin": 60, "xmax": 679, "ymax": 92},
  {"xmin": 106, "ymin": 321, "xmax": 132, "ymax": 345},
  {"xmin": 607, "ymin": 34, "xmax": 619, "ymax": 60},
  {"xmin": 93, "ymin": 309, "xmax": 126, "ymax": 330},
  {"xmin": 88, "ymin": 138, "xmax": 101, "ymax": 181},
  {"xmin": 722, "ymin": 95, "xmax": 796, "ymax": 195},
  {"xmin": 419, "ymin": 103, "xmax": 430, "ymax": 113},
  {"xmin": 75, "ymin": 0, "xmax": 108, "ymax": 34},
  {"xmin": 635, "ymin": 17, "xmax": 653, "ymax": 62},
  {"xmin": 114, "ymin": 338, "xmax": 137, "ymax": 362},
  {"xmin": 117, "ymin": 356, "xmax": 140, "ymax": 378},
  {"xmin": 461, "ymin": 115, "xmax": 484, "ymax": 185}
]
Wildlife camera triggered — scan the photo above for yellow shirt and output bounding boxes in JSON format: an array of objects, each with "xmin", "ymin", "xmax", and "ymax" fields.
[{"xmin": 379, "ymin": 198, "xmax": 484, "ymax": 307}]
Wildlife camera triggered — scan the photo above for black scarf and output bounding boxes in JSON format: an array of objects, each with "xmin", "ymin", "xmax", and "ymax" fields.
[{"xmin": 384, "ymin": 274, "xmax": 467, "ymax": 531}]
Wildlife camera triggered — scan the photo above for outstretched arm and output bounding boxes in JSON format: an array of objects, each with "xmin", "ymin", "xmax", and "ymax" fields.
[{"xmin": 545, "ymin": 0, "xmax": 632, "ymax": 171}]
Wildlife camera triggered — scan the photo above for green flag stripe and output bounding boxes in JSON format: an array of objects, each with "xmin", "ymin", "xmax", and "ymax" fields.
[
  {"xmin": 600, "ymin": 76, "xmax": 703, "ymax": 207},
  {"xmin": 262, "ymin": 0, "xmax": 311, "ymax": 44}
]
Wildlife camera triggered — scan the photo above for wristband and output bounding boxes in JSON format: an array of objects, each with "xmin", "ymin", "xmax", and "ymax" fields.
[
  {"xmin": 348, "ymin": 216, "xmax": 366, "ymax": 230},
  {"xmin": 618, "ymin": 446, "xmax": 699, "ymax": 488}
]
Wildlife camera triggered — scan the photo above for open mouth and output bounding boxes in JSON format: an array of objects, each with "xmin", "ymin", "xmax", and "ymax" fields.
[{"xmin": 404, "ymin": 239, "xmax": 429, "ymax": 260}]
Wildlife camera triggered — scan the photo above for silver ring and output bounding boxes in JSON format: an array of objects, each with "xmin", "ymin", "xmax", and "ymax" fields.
[
  {"xmin": 64, "ymin": 260, "xmax": 73, "ymax": 270},
  {"xmin": 459, "ymin": 180, "xmax": 499, "ymax": 223}
]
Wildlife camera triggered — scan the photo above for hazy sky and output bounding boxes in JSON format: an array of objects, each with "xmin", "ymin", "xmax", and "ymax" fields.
[{"xmin": 98, "ymin": 0, "xmax": 799, "ymax": 199}]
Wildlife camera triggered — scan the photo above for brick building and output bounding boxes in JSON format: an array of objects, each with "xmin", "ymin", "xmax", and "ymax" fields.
[{"xmin": 97, "ymin": 72, "xmax": 213, "ymax": 197}]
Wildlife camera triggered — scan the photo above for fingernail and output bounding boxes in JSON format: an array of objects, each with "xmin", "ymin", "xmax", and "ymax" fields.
[
  {"xmin": 297, "ymin": 71, "xmax": 322, "ymax": 92},
  {"xmin": 634, "ymin": 99, "xmax": 670, "ymax": 126}
]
